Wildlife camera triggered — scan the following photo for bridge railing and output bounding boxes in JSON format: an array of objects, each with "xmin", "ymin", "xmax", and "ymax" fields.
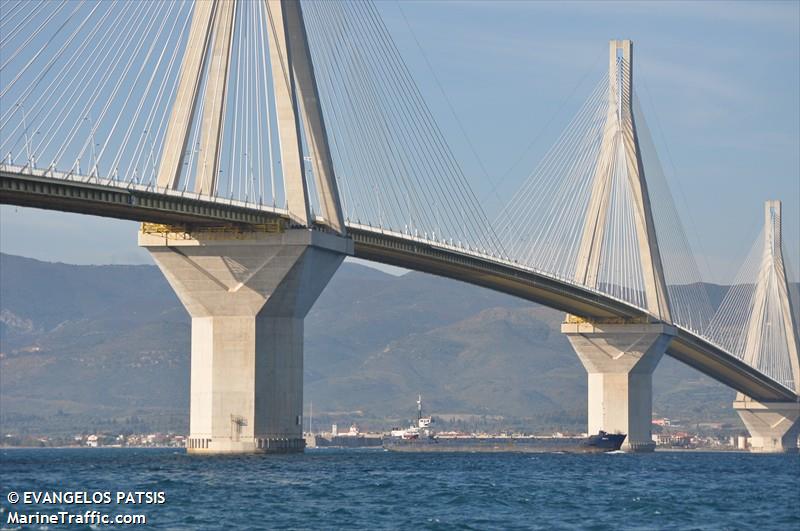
[
  {"xmin": 346, "ymin": 221, "xmax": 662, "ymax": 318},
  {"xmin": 0, "ymin": 162, "xmax": 290, "ymax": 218}
]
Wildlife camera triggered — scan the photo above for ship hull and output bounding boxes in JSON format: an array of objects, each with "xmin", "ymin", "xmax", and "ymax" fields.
[{"xmin": 383, "ymin": 433, "xmax": 626, "ymax": 454}]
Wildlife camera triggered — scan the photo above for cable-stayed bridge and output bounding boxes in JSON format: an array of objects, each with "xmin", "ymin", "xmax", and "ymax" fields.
[{"xmin": 1, "ymin": 0, "xmax": 797, "ymax": 453}]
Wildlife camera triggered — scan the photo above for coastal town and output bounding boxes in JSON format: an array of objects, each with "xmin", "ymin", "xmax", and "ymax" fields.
[{"xmin": 1, "ymin": 417, "xmax": 766, "ymax": 451}]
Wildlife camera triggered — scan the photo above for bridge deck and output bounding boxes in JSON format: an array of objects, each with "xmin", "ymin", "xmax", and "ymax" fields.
[
  {"xmin": 1, "ymin": 170, "xmax": 795, "ymax": 403},
  {"xmin": 0, "ymin": 168, "xmax": 286, "ymax": 227},
  {"xmin": 349, "ymin": 226, "xmax": 795, "ymax": 402}
]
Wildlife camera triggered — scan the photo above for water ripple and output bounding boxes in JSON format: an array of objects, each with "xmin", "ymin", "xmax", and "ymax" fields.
[{"xmin": 1, "ymin": 449, "xmax": 798, "ymax": 530}]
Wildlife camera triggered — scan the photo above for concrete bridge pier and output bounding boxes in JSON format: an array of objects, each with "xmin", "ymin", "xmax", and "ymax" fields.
[
  {"xmin": 140, "ymin": 226, "xmax": 352, "ymax": 454},
  {"xmin": 562, "ymin": 320, "xmax": 676, "ymax": 452},
  {"xmin": 733, "ymin": 398, "xmax": 800, "ymax": 453}
]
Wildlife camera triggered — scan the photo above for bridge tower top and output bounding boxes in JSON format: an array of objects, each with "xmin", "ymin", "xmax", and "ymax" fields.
[
  {"xmin": 608, "ymin": 40, "xmax": 632, "ymax": 123},
  {"xmin": 742, "ymin": 200, "xmax": 800, "ymax": 393},
  {"xmin": 765, "ymin": 200, "xmax": 784, "ymax": 261},
  {"xmin": 574, "ymin": 39, "xmax": 672, "ymax": 321},
  {"xmin": 155, "ymin": 0, "xmax": 345, "ymax": 234}
]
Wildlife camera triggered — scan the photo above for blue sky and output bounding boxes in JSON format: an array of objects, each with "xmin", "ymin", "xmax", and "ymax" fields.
[{"xmin": 1, "ymin": 0, "xmax": 798, "ymax": 283}]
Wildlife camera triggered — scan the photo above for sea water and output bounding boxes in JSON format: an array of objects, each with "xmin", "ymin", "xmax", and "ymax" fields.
[{"xmin": 1, "ymin": 448, "xmax": 798, "ymax": 529}]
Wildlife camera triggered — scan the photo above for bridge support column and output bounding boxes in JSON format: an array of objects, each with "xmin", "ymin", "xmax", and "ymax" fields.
[
  {"xmin": 139, "ymin": 227, "xmax": 352, "ymax": 454},
  {"xmin": 562, "ymin": 321, "xmax": 676, "ymax": 452},
  {"xmin": 733, "ymin": 398, "xmax": 800, "ymax": 453}
]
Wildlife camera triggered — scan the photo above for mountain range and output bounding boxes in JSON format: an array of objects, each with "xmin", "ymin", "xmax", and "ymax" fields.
[{"xmin": 0, "ymin": 252, "xmax": 747, "ymax": 436}]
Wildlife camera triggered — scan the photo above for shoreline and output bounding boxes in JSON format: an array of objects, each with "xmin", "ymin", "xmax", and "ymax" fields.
[
  {"xmin": 0, "ymin": 446, "xmax": 766, "ymax": 453},
  {"xmin": 0, "ymin": 445, "xmax": 182, "ymax": 450}
]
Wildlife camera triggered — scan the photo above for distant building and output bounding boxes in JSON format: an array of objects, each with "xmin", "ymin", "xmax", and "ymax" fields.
[{"xmin": 653, "ymin": 432, "xmax": 691, "ymax": 448}]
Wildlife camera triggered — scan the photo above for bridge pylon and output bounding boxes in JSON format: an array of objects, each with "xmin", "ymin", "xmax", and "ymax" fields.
[
  {"xmin": 156, "ymin": 0, "xmax": 344, "ymax": 233},
  {"xmin": 562, "ymin": 40, "xmax": 675, "ymax": 452},
  {"xmin": 733, "ymin": 200, "xmax": 800, "ymax": 453},
  {"xmin": 141, "ymin": 0, "xmax": 352, "ymax": 453}
]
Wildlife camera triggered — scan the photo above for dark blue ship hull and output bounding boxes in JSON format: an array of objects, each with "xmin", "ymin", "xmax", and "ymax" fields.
[{"xmin": 383, "ymin": 431, "xmax": 626, "ymax": 453}]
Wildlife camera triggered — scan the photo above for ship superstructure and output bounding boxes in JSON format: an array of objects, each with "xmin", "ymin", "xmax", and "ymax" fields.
[{"xmin": 389, "ymin": 395, "xmax": 433, "ymax": 439}]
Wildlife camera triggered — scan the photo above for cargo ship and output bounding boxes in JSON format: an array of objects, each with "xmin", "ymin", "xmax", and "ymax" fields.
[{"xmin": 383, "ymin": 396, "xmax": 626, "ymax": 454}]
